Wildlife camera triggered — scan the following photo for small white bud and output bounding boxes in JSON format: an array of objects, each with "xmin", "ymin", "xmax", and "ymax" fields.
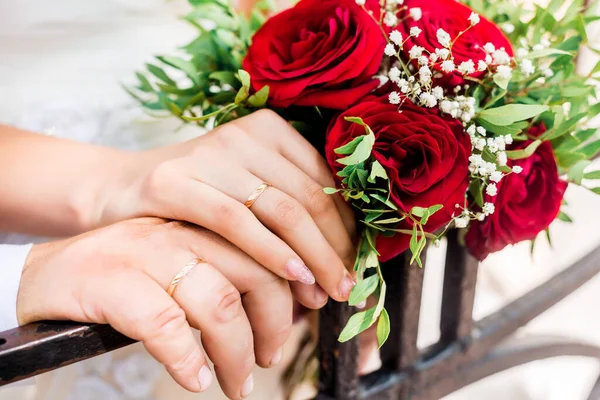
[
  {"xmin": 483, "ymin": 43, "xmax": 495, "ymax": 54},
  {"xmin": 432, "ymin": 86, "xmax": 444, "ymax": 100},
  {"xmin": 409, "ymin": 7, "xmax": 422, "ymax": 21},
  {"xmin": 476, "ymin": 126, "xmax": 486, "ymax": 136},
  {"xmin": 497, "ymin": 151, "xmax": 508, "ymax": 166},
  {"xmin": 389, "ymin": 91, "xmax": 402, "ymax": 105},
  {"xmin": 441, "ymin": 60, "xmax": 455, "ymax": 73},
  {"xmin": 485, "ymin": 183, "xmax": 498, "ymax": 196},
  {"xmin": 389, "ymin": 67, "xmax": 402, "ymax": 83},
  {"xmin": 458, "ymin": 60, "xmax": 476, "ymax": 75},
  {"xmin": 419, "ymin": 92, "xmax": 437, "ymax": 108},
  {"xmin": 482, "ymin": 202, "xmax": 495, "ymax": 216},
  {"xmin": 355, "ymin": 0, "xmax": 366, "ymax": 5},
  {"xmin": 384, "ymin": 12, "xmax": 398, "ymax": 27},
  {"xmin": 384, "ymin": 43, "xmax": 397, "ymax": 57},
  {"xmin": 437, "ymin": 28, "xmax": 452, "ymax": 48},
  {"xmin": 389, "ymin": 30, "xmax": 403, "ymax": 46},
  {"xmin": 409, "ymin": 45, "xmax": 424, "ymax": 59},
  {"xmin": 490, "ymin": 171, "xmax": 503, "ymax": 183},
  {"xmin": 468, "ymin": 12, "xmax": 480, "ymax": 25},
  {"xmin": 410, "ymin": 26, "xmax": 422, "ymax": 37},
  {"xmin": 477, "ymin": 60, "xmax": 488, "ymax": 71},
  {"xmin": 512, "ymin": 165, "xmax": 523, "ymax": 174}
]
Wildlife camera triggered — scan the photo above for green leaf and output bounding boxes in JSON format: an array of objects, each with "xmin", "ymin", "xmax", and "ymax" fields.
[
  {"xmin": 410, "ymin": 206, "xmax": 427, "ymax": 218},
  {"xmin": 146, "ymin": 64, "xmax": 176, "ymax": 86},
  {"xmin": 555, "ymin": 150, "xmax": 587, "ymax": 169},
  {"xmin": 493, "ymin": 73, "xmax": 511, "ymax": 90},
  {"xmin": 234, "ymin": 86, "xmax": 249, "ymax": 104},
  {"xmin": 338, "ymin": 306, "xmax": 377, "ymax": 342},
  {"xmin": 376, "ymin": 309, "xmax": 391, "ymax": 348},
  {"xmin": 335, "ymin": 136, "xmax": 364, "ymax": 155},
  {"xmin": 375, "ymin": 217, "xmax": 404, "ymax": 224},
  {"xmin": 209, "ymin": 71, "xmax": 238, "ymax": 87},
  {"xmin": 365, "ymin": 251, "xmax": 379, "ymax": 269},
  {"xmin": 348, "ymin": 274, "xmax": 379, "ymax": 306},
  {"xmin": 478, "ymin": 105, "xmax": 549, "ymax": 126},
  {"xmin": 506, "ymin": 140, "xmax": 542, "ymax": 159},
  {"xmin": 370, "ymin": 194, "xmax": 398, "ymax": 210},
  {"xmin": 558, "ymin": 211, "xmax": 573, "ymax": 222},
  {"xmin": 581, "ymin": 139, "xmax": 600, "ymax": 158},
  {"xmin": 247, "ymin": 85, "xmax": 269, "ymax": 107},
  {"xmin": 237, "ymin": 69, "xmax": 251, "ymax": 88},
  {"xmin": 525, "ymin": 48, "xmax": 573, "ymax": 59},
  {"xmin": 590, "ymin": 187, "xmax": 600, "ymax": 195},
  {"xmin": 368, "ymin": 161, "xmax": 388, "ymax": 183},
  {"xmin": 584, "ymin": 171, "xmax": 600, "ymax": 180},
  {"xmin": 135, "ymin": 72, "xmax": 154, "ymax": 92},
  {"xmin": 568, "ymin": 160, "xmax": 591, "ymax": 185},
  {"xmin": 323, "ymin": 187, "xmax": 340, "ymax": 194},
  {"xmin": 337, "ymin": 132, "xmax": 376, "ymax": 166},
  {"xmin": 157, "ymin": 56, "xmax": 199, "ymax": 84}
]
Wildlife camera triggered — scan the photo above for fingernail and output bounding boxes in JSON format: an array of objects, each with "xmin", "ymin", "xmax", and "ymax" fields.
[
  {"xmin": 356, "ymin": 300, "xmax": 367, "ymax": 309},
  {"xmin": 270, "ymin": 347, "xmax": 283, "ymax": 366},
  {"xmin": 241, "ymin": 373, "xmax": 254, "ymax": 398},
  {"xmin": 197, "ymin": 365, "xmax": 212, "ymax": 392},
  {"xmin": 315, "ymin": 285, "xmax": 328, "ymax": 305},
  {"xmin": 339, "ymin": 275, "xmax": 355, "ymax": 299},
  {"xmin": 285, "ymin": 259, "xmax": 315, "ymax": 284}
]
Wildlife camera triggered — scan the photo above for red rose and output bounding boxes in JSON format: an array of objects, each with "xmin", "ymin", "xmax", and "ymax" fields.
[
  {"xmin": 242, "ymin": 0, "xmax": 385, "ymax": 109},
  {"xmin": 325, "ymin": 96, "xmax": 470, "ymax": 261},
  {"xmin": 397, "ymin": 0, "xmax": 513, "ymax": 88},
  {"xmin": 465, "ymin": 129, "xmax": 567, "ymax": 260}
]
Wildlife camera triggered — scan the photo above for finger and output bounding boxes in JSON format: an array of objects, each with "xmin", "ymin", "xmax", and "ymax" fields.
[
  {"xmin": 174, "ymin": 226, "xmax": 297, "ymax": 368},
  {"xmin": 289, "ymin": 280, "xmax": 328, "ymax": 310},
  {"xmin": 233, "ymin": 110, "xmax": 356, "ymax": 235},
  {"xmin": 147, "ymin": 173, "xmax": 316, "ymax": 286},
  {"xmin": 193, "ymin": 164, "xmax": 354, "ymax": 301},
  {"xmin": 96, "ymin": 269, "xmax": 209, "ymax": 392}
]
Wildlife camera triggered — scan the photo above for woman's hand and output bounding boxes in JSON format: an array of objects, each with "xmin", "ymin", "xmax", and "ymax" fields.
[
  {"xmin": 97, "ymin": 110, "xmax": 357, "ymax": 308},
  {"xmin": 18, "ymin": 218, "xmax": 294, "ymax": 399}
]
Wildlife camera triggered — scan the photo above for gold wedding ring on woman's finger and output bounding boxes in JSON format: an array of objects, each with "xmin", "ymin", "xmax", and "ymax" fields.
[
  {"xmin": 167, "ymin": 258, "xmax": 206, "ymax": 297},
  {"xmin": 244, "ymin": 182, "xmax": 272, "ymax": 209}
]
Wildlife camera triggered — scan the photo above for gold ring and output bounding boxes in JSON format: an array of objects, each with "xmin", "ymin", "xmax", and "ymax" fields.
[
  {"xmin": 244, "ymin": 182, "xmax": 272, "ymax": 209},
  {"xmin": 167, "ymin": 258, "xmax": 205, "ymax": 297}
]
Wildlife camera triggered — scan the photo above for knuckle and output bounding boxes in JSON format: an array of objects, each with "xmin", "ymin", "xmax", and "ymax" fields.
[
  {"xmin": 214, "ymin": 202, "xmax": 247, "ymax": 232},
  {"xmin": 213, "ymin": 283, "xmax": 243, "ymax": 324},
  {"xmin": 167, "ymin": 347, "xmax": 204, "ymax": 375},
  {"xmin": 215, "ymin": 124, "xmax": 248, "ymax": 149},
  {"xmin": 304, "ymin": 182, "xmax": 335, "ymax": 218},
  {"xmin": 147, "ymin": 303, "xmax": 188, "ymax": 339},
  {"xmin": 143, "ymin": 161, "xmax": 176, "ymax": 199},
  {"xmin": 252, "ymin": 108, "xmax": 280, "ymax": 124},
  {"xmin": 273, "ymin": 198, "xmax": 306, "ymax": 228}
]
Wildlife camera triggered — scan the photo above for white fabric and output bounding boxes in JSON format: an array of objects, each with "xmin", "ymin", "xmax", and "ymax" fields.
[{"xmin": 0, "ymin": 243, "xmax": 33, "ymax": 332}]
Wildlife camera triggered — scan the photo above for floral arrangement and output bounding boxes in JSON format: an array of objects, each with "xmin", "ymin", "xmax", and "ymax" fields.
[{"xmin": 129, "ymin": 0, "xmax": 600, "ymax": 345}]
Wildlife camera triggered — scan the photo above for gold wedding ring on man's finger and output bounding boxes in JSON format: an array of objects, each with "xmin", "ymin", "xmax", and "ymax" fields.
[
  {"xmin": 167, "ymin": 258, "xmax": 206, "ymax": 297},
  {"xmin": 244, "ymin": 182, "xmax": 272, "ymax": 209}
]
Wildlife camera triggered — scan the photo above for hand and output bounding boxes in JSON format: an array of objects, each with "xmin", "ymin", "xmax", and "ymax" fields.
[
  {"xmin": 17, "ymin": 218, "xmax": 294, "ymax": 400},
  {"xmin": 98, "ymin": 110, "xmax": 357, "ymax": 309}
]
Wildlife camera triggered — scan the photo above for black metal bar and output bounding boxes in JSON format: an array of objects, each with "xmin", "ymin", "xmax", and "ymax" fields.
[
  {"xmin": 317, "ymin": 300, "xmax": 359, "ymax": 400},
  {"xmin": 587, "ymin": 372, "xmax": 600, "ymax": 400},
  {"xmin": 0, "ymin": 322, "xmax": 135, "ymax": 385},
  {"xmin": 440, "ymin": 230, "xmax": 479, "ymax": 343}
]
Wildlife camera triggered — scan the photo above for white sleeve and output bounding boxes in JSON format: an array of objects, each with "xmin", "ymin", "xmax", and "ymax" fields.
[{"xmin": 0, "ymin": 243, "xmax": 33, "ymax": 332}]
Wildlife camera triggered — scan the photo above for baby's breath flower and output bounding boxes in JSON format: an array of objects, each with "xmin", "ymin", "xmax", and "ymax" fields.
[
  {"xmin": 398, "ymin": 78, "xmax": 409, "ymax": 93},
  {"xmin": 520, "ymin": 59, "xmax": 535, "ymax": 77},
  {"xmin": 492, "ymin": 48, "xmax": 511, "ymax": 65},
  {"xmin": 477, "ymin": 60, "xmax": 488, "ymax": 71},
  {"xmin": 432, "ymin": 86, "xmax": 444, "ymax": 100},
  {"xmin": 535, "ymin": 77, "xmax": 545, "ymax": 84},
  {"xmin": 476, "ymin": 126, "xmax": 486, "ymax": 136},
  {"xmin": 389, "ymin": 30, "xmax": 403, "ymax": 46},
  {"xmin": 410, "ymin": 26, "xmax": 422, "ymax": 37},
  {"xmin": 418, "ymin": 56, "xmax": 429, "ymax": 66},
  {"xmin": 430, "ymin": 53, "xmax": 439, "ymax": 62},
  {"xmin": 490, "ymin": 171, "xmax": 503, "ymax": 183},
  {"xmin": 389, "ymin": 67, "xmax": 402, "ymax": 83},
  {"xmin": 485, "ymin": 183, "xmax": 498, "ymax": 196},
  {"xmin": 384, "ymin": 12, "xmax": 398, "ymax": 27},
  {"xmin": 355, "ymin": 0, "xmax": 365, "ymax": 5},
  {"xmin": 516, "ymin": 48, "xmax": 529, "ymax": 58},
  {"xmin": 466, "ymin": 125, "xmax": 476, "ymax": 136},
  {"xmin": 495, "ymin": 65, "xmax": 513, "ymax": 80},
  {"xmin": 485, "ymin": 54, "xmax": 493, "ymax": 64},
  {"xmin": 441, "ymin": 60, "xmax": 455, "ymax": 73},
  {"xmin": 389, "ymin": 91, "xmax": 402, "ymax": 105},
  {"xmin": 409, "ymin": 7, "xmax": 422, "ymax": 21},
  {"xmin": 458, "ymin": 60, "xmax": 475, "ymax": 75},
  {"xmin": 409, "ymin": 45, "xmax": 424, "ymax": 59},
  {"xmin": 476, "ymin": 213, "xmax": 485, "ymax": 221},
  {"xmin": 532, "ymin": 44, "xmax": 543, "ymax": 51},
  {"xmin": 436, "ymin": 48, "xmax": 450, "ymax": 60},
  {"xmin": 501, "ymin": 23, "xmax": 515, "ymax": 33},
  {"xmin": 483, "ymin": 43, "xmax": 495, "ymax": 54},
  {"xmin": 468, "ymin": 12, "xmax": 480, "ymax": 25},
  {"xmin": 504, "ymin": 134, "xmax": 513, "ymax": 145},
  {"xmin": 512, "ymin": 165, "xmax": 523, "ymax": 174},
  {"xmin": 474, "ymin": 137, "xmax": 486, "ymax": 151},
  {"xmin": 419, "ymin": 65, "xmax": 432, "ymax": 84},
  {"xmin": 419, "ymin": 92, "xmax": 437, "ymax": 107},
  {"xmin": 437, "ymin": 28, "xmax": 452, "ymax": 48},
  {"xmin": 384, "ymin": 43, "xmax": 397, "ymax": 56},
  {"xmin": 540, "ymin": 37, "xmax": 551, "ymax": 47},
  {"xmin": 543, "ymin": 68, "xmax": 554, "ymax": 78},
  {"xmin": 497, "ymin": 151, "xmax": 508, "ymax": 166},
  {"xmin": 440, "ymin": 100, "xmax": 453, "ymax": 114},
  {"xmin": 482, "ymin": 202, "xmax": 495, "ymax": 216},
  {"xmin": 454, "ymin": 216, "xmax": 469, "ymax": 228}
]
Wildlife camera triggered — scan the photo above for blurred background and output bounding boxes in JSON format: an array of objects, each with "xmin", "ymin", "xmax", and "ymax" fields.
[{"xmin": 0, "ymin": 0, "xmax": 599, "ymax": 399}]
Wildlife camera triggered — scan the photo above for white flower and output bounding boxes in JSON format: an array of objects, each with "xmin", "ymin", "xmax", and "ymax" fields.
[
  {"xmin": 454, "ymin": 216, "xmax": 469, "ymax": 228},
  {"xmin": 520, "ymin": 59, "xmax": 535, "ymax": 77},
  {"xmin": 437, "ymin": 28, "xmax": 452, "ymax": 48},
  {"xmin": 487, "ymin": 138, "xmax": 499, "ymax": 153},
  {"xmin": 497, "ymin": 151, "xmax": 508, "ymax": 166},
  {"xmin": 466, "ymin": 125, "xmax": 476, "ymax": 136},
  {"xmin": 532, "ymin": 43, "xmax": 544, "ymax": 51},
  {"xmin": 486, "ymin": 183, "xmax": 498, "ymax": 196},
  {"xmin": 398, "ymin": 79, "xmax": 409, "ymax": 93},
  {"xmin": 432, "ymin": 86, "xmax": 444, "ymax": 100},
  {"xmin": 482, "ymin": 202, "xmax": 495, "ymax": 216},
  {"xmin": 476, "ymin": 212, "xmax": 485, "ymax": 221},
  {"xmin": 468, "ymin": 12, "xmax": 480, "ymax": 25},
  {"xmin": 504, "ymin": 134, "xmax": 513, "ymax": 145},
  {"xmin": 512, "ymin": 165, "xmax": 523, "ymax": 174},
  {"xmin": 410, "ymin": 26, "xmax": 422, "ymax": 37},
  {"xmin": 409, "ymin": 45, "xmax": 424, "ymax": 59},
  {"xmin": 541, "ymin": 37, "xmax": 551, "ymax": 47},
  {"xmin": 479, "ymin": 161, "xmax": 497, "ymax": 176},
  {"xmin": 384, "ymin": 12, "xmax": 398, "ymax": 27},
  {"xmin": 483, "ymin": 43, "xmax": 495, "ymax": 54},
  {"xmin": 543, "ymin": 68, "xmax": 554, "ymax": 78},
  {"xmin": 494, "ymin": 136, "xmax": 506, "ymax": 151},
  {"xmin": 495, "ymin": 65, "xmax": 513, "ymax": 80},
  {"xmin": 492, "ymin": 49, "xmax": 511, "ymax": 65},
  {"xmin": 377, "ymin": 75, "xmax": 389, "ymax": 86},
  {"xmin": 563, "ymin": 102, "xmax": 572, "ymax": 116},
  {"xmin": 355, "ymin": 0, "xmax": 366, "ymax": 5},
  {"xmin": 436, "ymin": 48, "xmax": 450, "ymax": 60},
  {"xmin": 389, "ymin": 91, "xmax": 402, "ymax": 105},
  {"xmin": 476, "ymin": 126, "xmax": 486, "ymax": 136},
  {"xmin": 502, "ymin": 23, "xmax": 515, "ymax": 33},
  {"xmin": 477, "ymin": 60, "xmax": 488, "ymax": 71},
  {"xmin": 389, "ymin": 67, "xmax": 402, "ymax": 83},
  {"xmin": 419, "ymin": 92, "xmax": 437, "ymax": 107},
  {"xmin": 418, "ymin": 55, "xmax": 429, "ymax": 65},
  {"xmin": 458, "ymin": 60, "xmax": 475, "ymax": 75},
  {"xmin": 430, "ymin": 53, "xmax": 439, "ymax": 62},
  {"xmin": 485, "ymin": 54, "xmax": 493, "ymax": 64},
  {"xmin": 410, "ymin": 7, "xmax": 422, "ymax": 21},
  {"xmin": 474, "ymin": 137, "xmax": 486, "ymax": 151},
  {"xmin": 419, "ymin": 65, "xmax": 432, "ymax": 84},
  {"xmin": 408, "ymin": 76, "xmax": 415, "ymax": 82},
  {"xmin": 390, "ymin": 30, "xmax": 403, "ymax": 46},
  {"xmin": 469, "ymin": 153, "xmax": 484, "ymax": 167},
  {"xmin": 441, "ymin": 60, "xmax": 455, "ymax": 73},
  {"xmin": 535, "ymin": 77, "xmax": 546, "ymax": 84},
  {"xmin": 516, "ymin": 48, "xmax": 529, "ymax": 58},
  {"xmin": 490, "ymin": 171, "xmax": 503, "ymax": 183},
  {"xmin": 384, "ymin": 43, "xmax": 397, "ymax": 57},
  {"xmin": 440, "ymin": 99, "xmax": 453, "ymax": 113}
]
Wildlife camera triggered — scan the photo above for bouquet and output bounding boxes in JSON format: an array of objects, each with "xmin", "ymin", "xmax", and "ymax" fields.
[{"xmin": 129, "ymin": 0, "xmax": 600, "ymax": 345}]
